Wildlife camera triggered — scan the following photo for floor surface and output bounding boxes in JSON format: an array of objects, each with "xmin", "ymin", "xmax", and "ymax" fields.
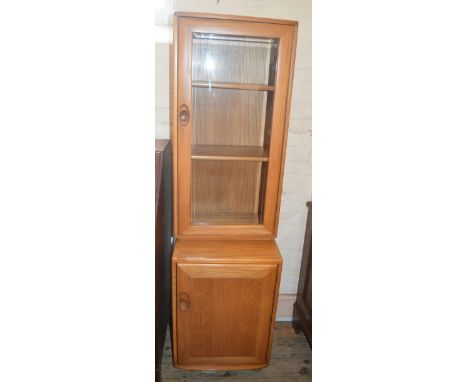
[{"xmin": 161, "ymin": 322, "xmax": 311, "ymax": 381}]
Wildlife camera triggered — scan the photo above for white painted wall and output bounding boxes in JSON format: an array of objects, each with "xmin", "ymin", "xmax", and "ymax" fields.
[{"xmin": 156, "ymin": 0, "xmax": 311, "ymax": 295}]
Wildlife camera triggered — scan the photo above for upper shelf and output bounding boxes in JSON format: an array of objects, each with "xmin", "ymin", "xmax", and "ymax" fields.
[
  {"xmin": 192, "ymin": 81, "xmax": 275, "ymax": 92},
  {"xmin": 192, "ymin": 145, "xmax": 269, "ymax": 162}
]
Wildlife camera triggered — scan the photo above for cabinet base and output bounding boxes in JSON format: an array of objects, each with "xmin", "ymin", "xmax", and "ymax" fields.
[
  {"xmin": 171, "ymin": 239, "xmax": 282, "ymax": 371},
  {"xmin": 173, "ymin": 362, "xmax": 269, "ymax": 371}
]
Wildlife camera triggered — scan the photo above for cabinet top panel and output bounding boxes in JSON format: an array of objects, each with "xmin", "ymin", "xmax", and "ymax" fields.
[
  {"xmin": 173, "ymin": 239, "xmax": 282, "ymax": 264},
  {"xmin": 174, "ymin": 12, "xmax": 298, "ymax": 26}
]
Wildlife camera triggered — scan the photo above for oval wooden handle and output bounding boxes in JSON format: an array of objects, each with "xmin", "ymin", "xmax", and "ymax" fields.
[
  {"xmin": 179, "ymin": 104, "xmax": 190, "ymax": 126},
  {"xmin": 178, "ymin": 293, "xmax": 190, "ymax": 311}
]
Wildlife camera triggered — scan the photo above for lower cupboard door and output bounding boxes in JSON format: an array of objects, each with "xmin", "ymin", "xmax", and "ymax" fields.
[{"xmin": 176, "ymin": 263, "xmax": 278, "ymax": 369}]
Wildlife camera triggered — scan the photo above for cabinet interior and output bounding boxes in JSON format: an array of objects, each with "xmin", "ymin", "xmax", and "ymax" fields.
[{"xmin": 191, "ymin": 33, "xmax": 279, "ymax": 225}]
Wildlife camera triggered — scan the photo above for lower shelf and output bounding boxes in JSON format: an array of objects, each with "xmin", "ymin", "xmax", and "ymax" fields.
[
  {"xmin": 192, "ymin": 211, "xmax": 260, "ymax": 225},
  {"xmin": 191, "ymin": 145, "xmax": 269, "ymax": 162}
]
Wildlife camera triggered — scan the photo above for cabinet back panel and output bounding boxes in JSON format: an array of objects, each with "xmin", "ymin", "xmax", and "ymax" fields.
[
  {"xmin": 192, "ymin": 87, "xmax": 270, "ymax": 147},
  {"xmin": 192, "ymin": 33, "xmax": 278, "ymax": 86},
  {"xmin": 192, "ymin": 160, "xmax": 268, "ymax": 224}
]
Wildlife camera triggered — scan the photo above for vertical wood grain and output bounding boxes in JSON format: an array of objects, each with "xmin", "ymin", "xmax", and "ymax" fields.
[
  {"xmin": 192, "ymin": 88, "xmax": 268, "ymax": 147},
  {"xmin": 192, "ymin": 160, "xmax": 263, "ymax": 223},
  {"xmin": 176, "ymin": 263, "xmax": 278, "ymax": 367},
  {"xmin": 171, "ymin": 16, "xmax": 179, "ymax": 237},
  {"xmin": 177, "ymin": 17, "xmax": 194, "ymax": 235},
  {"xmin": 273, "ymin": 24, "xmax": 299, "ymax": 236}
]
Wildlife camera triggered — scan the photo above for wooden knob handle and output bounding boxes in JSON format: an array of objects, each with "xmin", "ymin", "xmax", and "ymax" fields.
[
  {"xmin": 178, "ymin": 293, "xmax": 190, "ymax": 311},
  {"xmin": 179, "ymin": 104, "xmax": 190, "ymax": 126}
]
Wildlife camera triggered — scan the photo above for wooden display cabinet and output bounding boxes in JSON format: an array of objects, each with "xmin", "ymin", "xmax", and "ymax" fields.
[{"xmin": 171, "ymin": 12, "xmax": 298, "ymax": 370}]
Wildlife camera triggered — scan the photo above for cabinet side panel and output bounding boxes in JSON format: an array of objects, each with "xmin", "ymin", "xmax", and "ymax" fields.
[
  {"xmin": 274, "ymin": 24, "xmax": 298, "ymax": 236},
  {"xmin": 171, "ymin": 15, "xmax": 179, "ymax": 237},
  {"xmin": 266, "ymin": 260, "xmax": 283, "ymax": 363},
  {"xmin": 261, "ymin": 26, "xmax": 294, "ymax": 233},
  {"xmin": 171, "ymin": 258, "xmax": 178, "ymax": 365},
  {"xmin": 253, "ymin": 265, "xmax": 278, "ymax": 363}
]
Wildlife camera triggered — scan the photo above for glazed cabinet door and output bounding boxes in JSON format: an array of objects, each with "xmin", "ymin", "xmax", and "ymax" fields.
[
  {"xmin": 174, "ymin": 15, "xmax": 295, "ymax": 238},
  {"xmin": 175, "ymin": 263, "xmax": 278, "ymax": 369}
]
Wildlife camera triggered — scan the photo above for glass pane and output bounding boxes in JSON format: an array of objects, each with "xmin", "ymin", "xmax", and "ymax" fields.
[
  {"xmin": 192, "ymin": 33, "xmax": 279, "ymax": 85},
  {"xmin": 192, "ymin": 87, "xmax": 272, "ymax": 146},
  {"xmin": 191, "ymin": 33, "xmax": 278, "ymax": 225}
]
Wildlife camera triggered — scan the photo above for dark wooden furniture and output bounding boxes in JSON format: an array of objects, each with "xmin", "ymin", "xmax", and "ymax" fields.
[
  {"xmin": 171, "ymin": 12, "xmax": 298, "ymax": 371},
  {"xmin": 156, "ymin": 139, "xmax": 172, "ymax": 382},
  {"xmin": 293, "ymin": 201, "xmax": 311, "ymax": 347}
]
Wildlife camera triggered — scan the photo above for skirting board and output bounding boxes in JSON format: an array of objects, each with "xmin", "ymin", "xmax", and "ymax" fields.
[{"xmin": 275, "ymin": 294, "xmax": 296, "ymax": 321}]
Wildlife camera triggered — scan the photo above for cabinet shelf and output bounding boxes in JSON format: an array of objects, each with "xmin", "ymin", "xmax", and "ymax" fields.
[
  {"xmin": 193, "ymin": 211, "xmax": 260, "ymax": 225},
  {"xmin": 192, "ymin": 145, "xmax": 269, "ymax": 162},
  {"xmin": 192, "ymin": 81, "xmax": 275, "ymax": 92}
]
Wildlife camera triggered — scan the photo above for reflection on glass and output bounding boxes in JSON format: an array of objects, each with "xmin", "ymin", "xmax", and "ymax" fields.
[
  {"xmin": 192, "ymin": 33, "xmax": 279, "ymax": 85},
  {"xmin": 191, "ymin": 33, "xmax": 279, "ymax": 225}
]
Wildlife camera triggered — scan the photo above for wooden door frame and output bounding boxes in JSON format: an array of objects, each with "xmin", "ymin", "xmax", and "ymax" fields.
[{"xmin": 173, "ymin": 261, "xmax": 282, "ymax": 370}]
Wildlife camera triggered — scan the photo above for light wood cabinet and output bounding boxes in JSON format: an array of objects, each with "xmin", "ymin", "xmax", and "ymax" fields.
[
  {"xmin": 172, "ymin": 240, "xmax": 283, "ymax": 370},
  {"xmin": 171, "ymin": 12, "xmax": 297, "ymax": 370}
]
